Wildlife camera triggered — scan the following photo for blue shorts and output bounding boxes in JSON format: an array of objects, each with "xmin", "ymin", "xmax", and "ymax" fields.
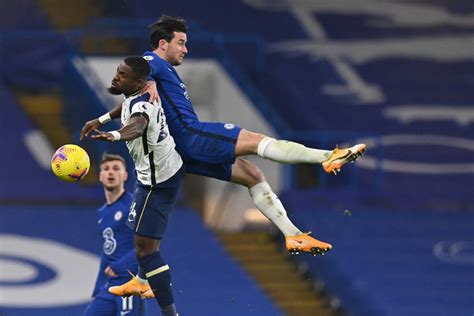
[
  {"xmin": 84, "ymin": 294, "xmax": 145, "ymax": 316},
  {"xmin": 172, "ymin": 121, "xmax": 242, "ymax": 181},
  {"xmin": 127, "ymin": 167, "xmax": 184, "ymax": 239}
]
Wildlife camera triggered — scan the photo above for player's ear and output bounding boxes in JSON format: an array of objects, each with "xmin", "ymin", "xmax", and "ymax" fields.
[
  {"xmin": 137, "ymin": 77, "xmax": 146, "ymax": 89},
  {"xmin": 158, "ymin": 38, "xmax": 168, "ymax": 50},
  {"xmin": 123, "ymin": 170, "xmax": 128, "ymax": 182}
]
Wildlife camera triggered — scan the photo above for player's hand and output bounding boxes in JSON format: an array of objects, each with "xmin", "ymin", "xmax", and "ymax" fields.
[
  {"xmin": 104, "ymin": 266, "xmax": 118, "ymax": 277},
  {"xmin": 80, "ymin": 119, "xmax": 100, "ymax": 141},
  {"xmin": 91, "ymin": 129, "xmax": 115, "ymax": 142},
  {"xmin": 141, "ymin": 80, "xmax": 160, "ymax": 103}
]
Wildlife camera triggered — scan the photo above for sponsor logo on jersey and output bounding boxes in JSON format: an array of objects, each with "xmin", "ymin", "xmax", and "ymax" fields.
[
  {"xmin": 102, "ymin": 227, "xmax": 117, "ymax": 255},
  {"xmin": 143, "ymin": 55, "xmax": 154, "ymax": 61},
  {"xmin": 224, "ymin": 123, "xmax": 235, "ymax": 130}
]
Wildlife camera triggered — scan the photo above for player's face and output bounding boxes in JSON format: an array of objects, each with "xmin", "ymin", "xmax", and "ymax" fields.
[
  {"xmin": 99, "ymin": 160, "xmax": 128, "ymax": 191},
  {"xmin": 164, "ymin": 32, "xmax": 188, "ymax": 66},
  {"xmin": 108, "ymin": 63, "xmax": 140, "ymax": 95}
]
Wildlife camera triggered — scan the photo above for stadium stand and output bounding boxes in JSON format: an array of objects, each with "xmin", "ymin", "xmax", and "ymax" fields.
[
  {"xmin": 0, "ymin": 81, "xmax": 102, "ymax": 201},
  {"xmin": 1, "ymin": 0, "xmax": 473, "ymax": 315},
  {"xmin": 0, "ymin": 207, "xmax": 282, "ymax": 316},
  {"xmin": 0, "ymin": 0, "xmax": 52, "ymax": 31},
  {"xmin": 91, "ymin": 0, "xmax": 474, "ymax": 204},
  {"xmin": 0, "ymin": 33, "xmax": 69, "ymax": 88},
  {"xmin": 281, "ymin": 190, "xmax": 474, "ymax": 316},
  {"xmin": 0, "ymin": 1, "xmax": 69, "ymax": 89}
]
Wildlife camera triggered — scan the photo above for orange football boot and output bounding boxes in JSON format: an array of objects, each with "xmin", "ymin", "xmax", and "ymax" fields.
[
  {"xmin": 322, "ymin": 144, "xmax": 366, "ymax": 175},
  {"xmin": 286, "ymin": 232, "xmax": 332, "ymax": 256},
  {"xmin": 108, "ymin": 276, "xmax": 154, "ymax": 299}
]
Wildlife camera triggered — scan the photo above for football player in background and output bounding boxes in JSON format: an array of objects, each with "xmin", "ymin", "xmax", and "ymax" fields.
[
  {"xmin": 85, "ymin": 56, "xmax": 184, "ymax": 316},
  {"xmin": 83, "ymin": 153, "xmax": 147, "ymax": 316},
  {"xmin": 81, "ymin": 15, "xmax": 366, "ymax": 259}
]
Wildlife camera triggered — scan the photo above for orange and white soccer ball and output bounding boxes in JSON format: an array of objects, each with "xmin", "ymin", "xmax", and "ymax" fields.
[{"xmin": 51, "ymin": 144, "xmax": 90, "ymax": 182}]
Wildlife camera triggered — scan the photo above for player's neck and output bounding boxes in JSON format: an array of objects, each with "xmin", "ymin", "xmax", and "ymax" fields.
[
  {"xmin": 153, "ymin": 49, "xmax": 169, "ymax": 63},
  {"xmin": 124, "ymin": 88, "xmax": 142, "ymax": 98},
  {"xmin": 104, "ymin": 187, "xmax": 125, "ymax": 205}
]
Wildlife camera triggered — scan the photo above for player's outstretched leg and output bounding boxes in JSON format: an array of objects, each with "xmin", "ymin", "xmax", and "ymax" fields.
[
  {"xmin": 232, "ymin": 158, "xmax": 332, "ymax": 255},
  {"xmin": 258, "ymin": 137, "xmax": 366, "ymax": 174},
  {"xmin": 236, "ymin": 129, "xmax": 366, "ymax": 175}
]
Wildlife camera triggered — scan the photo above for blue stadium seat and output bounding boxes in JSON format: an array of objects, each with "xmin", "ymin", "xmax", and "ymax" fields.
[
  {"xmin": 0, "ymin": 82, "xmax": 102, "ymax": 201},
  {"xmin": 281, "ymin": 191, "xmax": 474, "ymax": 316},
  {"xmin": 0, "ymin": 206, "xmax": 282, "ymax": 316},
  {"xmin": 0, "ymin": 0, "xmax": 52, "ymax": 30}
]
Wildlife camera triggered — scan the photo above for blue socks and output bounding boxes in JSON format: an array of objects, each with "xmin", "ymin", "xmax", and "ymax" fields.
[
  {"xmin": 137, "ymin": 267, "xmax": 146, "ymax": 279},
  {"xmin": 137, "ymin": 251, "xmax": 176, "ymax": 314}
]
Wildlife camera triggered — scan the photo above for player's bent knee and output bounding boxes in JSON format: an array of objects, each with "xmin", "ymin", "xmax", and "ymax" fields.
[
  {"xmin": 134, "ymin": 236, "xmax": 160, "ymax": 258},
  {"xmin": 250, "ymin": 166, "xmax": 265, "ymax": 183},
  {"xmin": 135, "ymin": 247, "xmax": 153, "ymax": 258},
  {"xmin": 233, "ymin": 158, "xmax": 265, "ymax": 187}
]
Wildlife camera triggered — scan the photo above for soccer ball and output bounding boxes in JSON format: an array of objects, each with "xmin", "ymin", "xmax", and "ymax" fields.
[{"xmin": 51, "ymin": 144, "xmax": 90, "ymax": 182}]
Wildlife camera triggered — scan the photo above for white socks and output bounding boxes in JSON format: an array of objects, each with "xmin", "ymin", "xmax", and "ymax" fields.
[
  {"xmin": 252, "ymin": 137, "xmax": 329, "ymax": 236},
  {"xmin": 257, "ymin": 137, "xmax": 331, "ymax": 164},
  {"xmin": 249, "ymin": 182, "xmax": 302, "ymax": 237}
]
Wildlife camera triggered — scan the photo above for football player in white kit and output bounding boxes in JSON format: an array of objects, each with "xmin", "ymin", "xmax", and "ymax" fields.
[{"xmin": 88, "ymin": 56, "xmax": 183, "ymax": 316}]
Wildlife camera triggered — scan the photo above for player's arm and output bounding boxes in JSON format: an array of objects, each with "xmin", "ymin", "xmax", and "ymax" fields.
[
  {"xmin": 80, "ymin": 103, "xmax": 123, "ymax": 141},
  {"xmin": 91, "ymin": 114, "xmax": 148, "ymax": 142},
  {"xmin": 104, "ymin": 266, "xmax": 118, "ymax": 277},
  {"xmin": 107, "ymin": 249, "xmax": 138, "ymax": 276}
]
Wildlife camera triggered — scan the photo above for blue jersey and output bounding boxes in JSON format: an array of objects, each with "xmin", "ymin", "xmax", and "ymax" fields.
[
  {"xmin": 92, "ymin": 192, "xmax": 138, "ymax": 298},
  {"xmin": 144, "ymin": 51, "xmax": 198, "ymax": 135},
  {"xmin": 143, "ymin": 51, "xmax": 242, "ymax": 181}
]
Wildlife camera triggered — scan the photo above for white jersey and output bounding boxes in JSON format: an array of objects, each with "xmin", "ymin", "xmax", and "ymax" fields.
[{"xmin": 121, "ymin": 93, "xmax": 183, "ymax": 186}]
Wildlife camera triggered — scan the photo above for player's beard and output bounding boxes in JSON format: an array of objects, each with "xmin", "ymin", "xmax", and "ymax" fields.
[
  {"xmin": 107, "ymin": 86, "xmax": 123, "ymax": 95},
  {"xmin": 171, "ymin": 56, "xmax": 183, "ymax": 66}
]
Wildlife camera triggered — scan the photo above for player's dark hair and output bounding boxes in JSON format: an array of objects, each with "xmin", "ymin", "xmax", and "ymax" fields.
[
  {"xmin": 149, "ymin": 15, "xmax": 187, "ymax": 49},
  {"xmin": 100, "ymin": 153, "xmax": 126, "ymax": 168},
  {"xmin": 123, "ymin": 56, "xmax": 151, "ymax": 79}
]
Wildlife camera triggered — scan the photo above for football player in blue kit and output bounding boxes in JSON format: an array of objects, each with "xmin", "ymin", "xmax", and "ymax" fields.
[
  {"xmin": 83, "ymin": 153, "xmax": 146, "ymax": 316},
  {"xmin": 81, "ymin": 15, "xmax": 366, "ymax": 301},
  {"xmin": 82, "ymin": 15, "xmax": 366, "ymax": 261},
  {"xmin": 84, "ymin": 56, "xmax": 184, "ymax": 316}
]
